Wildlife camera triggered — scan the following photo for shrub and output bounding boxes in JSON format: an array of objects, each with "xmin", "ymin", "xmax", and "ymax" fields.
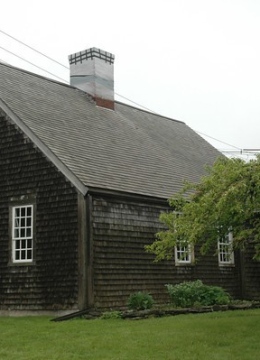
[
  {"xmin": 127, "ymin": 291, "xmax": 154, "ymax": 310},
  {"xmin": 100, "ymin": 311, "xmax": 122, "ymax": 320},
  {"xmin": 166, "ymin": 280, "xmax": 230, "ymax": 308}
]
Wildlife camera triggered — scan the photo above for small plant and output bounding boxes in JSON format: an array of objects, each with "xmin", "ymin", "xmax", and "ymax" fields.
[
  {"xmin": 127, "ymin": 291, "xmax": 154, "ymax": 310},
  {"xmin": 166, "ymin": 280, "xmax": 230, "ymax": 308},
  {"xmin": 100, "ymin": 311, "xmax": 122, "ymax": 320}
]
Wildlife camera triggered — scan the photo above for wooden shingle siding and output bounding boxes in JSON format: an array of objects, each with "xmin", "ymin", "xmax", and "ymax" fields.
[
  {"xmin": 92, "ymin": 196, "xmax": 174, "ymax": 309},
  {"xmin": 91, "ymin": 196, "xmax": 242, "ymax": 309},
  {"xmin": 0, "ymin": 62, "xmax": 221, "ymax": 200},
  {"xmin": 241, "ymin": 245, "xmax": 260, "ymax": 300},
  {"xmin": 192, "ymin": 248, "xmax": 241, "ymax": 299},
  {"xmin": 0, "ymin": 116, "xmax": 79, "ymax": 310}
]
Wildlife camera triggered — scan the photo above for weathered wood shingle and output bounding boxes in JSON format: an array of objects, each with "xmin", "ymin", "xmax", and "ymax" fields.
[
  {"xmin": 0, "ymin": 116, "xmax": 79, "ymax": 310},
  {"xmin": 91, "ymin": 196, "xmax": 241, "ymax": 309},
  {"xmin": 0, "ymin": 62, "xmax": 221, "ymax": 199}
]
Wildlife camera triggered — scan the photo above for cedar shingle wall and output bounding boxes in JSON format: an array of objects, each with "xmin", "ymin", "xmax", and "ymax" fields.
[
  {"xmin": 242, "ymin": 245, "xmax": 260, "ymax": 300},
  {"xmin": 92, "ymin": 197, "xmax": 174, "ymax": 309},
  {"xmin": 193, "ymin": 249, "xmax": 241, "ymax": 299},
  {"xmin": 92, "ymin": 196, "xmax": 241, "ymax": 309},
  {"xmin": 0, "ymin": 115, "xmax": 79, "ymax": 310}
]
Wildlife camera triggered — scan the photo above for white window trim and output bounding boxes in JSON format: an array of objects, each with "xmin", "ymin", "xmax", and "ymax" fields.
[
  {"xmin": 218, "ymin": 232, "xmax": 234, "ymax": 266},
  {"xmin": 12, "ymin": 205, "xmax": 34, "ymax": 263},
  {"xmin": 175, "ymin": 242, "xmax": 193, "ymax": 265}
]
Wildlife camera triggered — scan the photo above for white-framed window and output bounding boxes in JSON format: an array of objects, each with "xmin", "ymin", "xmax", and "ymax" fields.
[
  {"xmin": 218, "ymin": 232, "xmax": 234, "ymax": 265},
  {"xmin": 12, "ymin": 205, "xmax": 33, "ymax": 263},
  {"xmin": 175, "ymin": 241, "xmax": 193, "ymax": 265}
]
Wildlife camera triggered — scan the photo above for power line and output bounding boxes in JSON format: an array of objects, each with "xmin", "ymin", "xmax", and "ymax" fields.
[
  {"xmin": 0, "ymin": 40, "xmax": 151, "ymax": 112},
  {"xmin": 0, "ymin": 29, "xmax": 155, "ymax": 112},
  {"xmin": 196, "ymin": 130, "xmax": 241, "ymax": 151},
  {"xmin": 114, "ymin": 92, "xmax": 159, "ymax": 113},
  {"xmin": 199, "ymin": 132, "xmax": 259, "ymax": 158},
  {"xmin": 0, "ymin": 45, "xmax": 69, "ymax": 83},
  {"xmin": 0, "ymin": 29, "xmax": 69, "ymax": 69},
  {"xmin": 0, "ymin": 29, "xmax": 256, "ymax": 154}
]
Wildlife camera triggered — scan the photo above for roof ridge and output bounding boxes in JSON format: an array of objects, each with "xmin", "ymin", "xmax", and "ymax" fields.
[
  {"xmin": 0, "ymin": 61, "xmax": 184, "ymax": 124},
  {"xmin": 0, "ymin": 60, "xmax": 72, "ymax": 88},
  {"xmin": 0, "ymin": 61, "xmax": 221, "ymax": 199},
  {"xmin": 0, "ymin": 60, "xmax": 96, "ymax": 103},
  {"xmin": 114, "ymin": 100, "xmax": 185, "ymax": 124}
]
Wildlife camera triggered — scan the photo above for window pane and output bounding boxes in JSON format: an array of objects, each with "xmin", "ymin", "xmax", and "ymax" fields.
[
  {"xmin": 15, "ymin": 208, "xmax": 20, "ymax": 217},
  {"xmin": 26, "ymin": 206, "xmax": 32, "ymax": 217},
  {"xmin": 14, "ymin": 228, "xmax": 20, "ymax": 238},
  {"xmin": 27, "ymin": 239, "xmax": 32, "ymax": 248}
]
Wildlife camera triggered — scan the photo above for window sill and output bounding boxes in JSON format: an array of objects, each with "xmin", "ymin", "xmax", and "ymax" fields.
[
  {"xmin": 218, "ymin": 263, "xmax": 235, "ymax": 268},
  {"xmin": 175, "ymin": 262, "xmax": 195, "ymax": 267},
  {"xmin": 8, "ymin": 260, "xmax": 35, "ymax": 267}
]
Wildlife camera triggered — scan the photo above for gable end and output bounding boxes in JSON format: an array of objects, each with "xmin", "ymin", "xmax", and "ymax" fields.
[{"xmin": 0, "ymin": 99, "xmax": 88, "ymax": 196}]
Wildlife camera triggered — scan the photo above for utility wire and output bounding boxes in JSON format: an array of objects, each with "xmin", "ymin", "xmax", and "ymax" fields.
[
  {"xmin": 1, "ymin": 29, "xmax": 165, "ymax": 113},
  {"xmin": 114, "ymin": 92, "xmax": 158, "ymax": 113},
  {"xmin": 0, "ymin": 45, "xmax": 68, "ymax": 83},
  {"xmin": 0, "ymin": 29, "xmax": 69, "ymax": 69},
  {"xmin": 199, "ymin": 131, "xmax": 259, "ymax": 156},
  {"xmin": 0, "ymin": 29, "xmax": 256, "ymax": 154},
  {"xmin": 196, "ymin": 130, "xmax": 241, "ymax": 150},
  {"xmin": 1, "ymin": 28, "xmax": 155, "ymax": 112},
  {"xmin": 0, "ymin": 41, "xmax": 152, "ymax": 113}
]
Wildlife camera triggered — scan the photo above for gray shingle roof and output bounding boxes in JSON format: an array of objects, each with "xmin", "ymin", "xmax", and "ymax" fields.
[{"xmin": 0, "ymin": 62, "xmax": 221, "ymax": 199}]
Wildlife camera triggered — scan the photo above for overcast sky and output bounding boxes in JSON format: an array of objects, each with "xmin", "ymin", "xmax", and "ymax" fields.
[{"xmin": 1, "ymin": 0, "xmax": 260, "ymax": 157}]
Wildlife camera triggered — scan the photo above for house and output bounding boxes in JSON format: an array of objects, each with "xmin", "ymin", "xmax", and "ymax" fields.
[{"xmin": 0, "ymin": 47, "xmax": 259, "ymax": 313}]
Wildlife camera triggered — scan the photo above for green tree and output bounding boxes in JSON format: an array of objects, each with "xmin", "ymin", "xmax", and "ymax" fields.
[{"xmin": 146, "ymin": 156, "xmax": 260, "ymax": 261}]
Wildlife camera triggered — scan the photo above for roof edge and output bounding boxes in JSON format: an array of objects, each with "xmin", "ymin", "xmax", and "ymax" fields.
[
  {"xmin": 0, "ymin": 99, "xmax": 88, "ymax": 196},
  {"xmin": 87, "ymin": 186, "xmax": 169, "ymax": 205}
]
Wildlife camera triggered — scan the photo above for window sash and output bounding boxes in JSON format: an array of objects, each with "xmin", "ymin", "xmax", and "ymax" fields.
[
  {"xmin": 175, "ymin": 242, "xmax": 192, "ymax": 264},
  {"xmin": 218, "ymin": 232, "xmax": 234, "ymax": 265},
  {"xmin": 12, "ymin": 205, "xmax": 33, "ymax": 263}
]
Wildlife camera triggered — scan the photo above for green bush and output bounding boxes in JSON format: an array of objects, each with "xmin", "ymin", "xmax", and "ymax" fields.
[
  {"xmin": 127, "ymin": 291, "xmax": 154, "ymax": 310},
  {"xmin": 100, "ymin": 311, "xmax": 122, "ymax": 320},
  {"xmin": 165, "ymin": 280, "xmax": 230, "ymax": 308}
]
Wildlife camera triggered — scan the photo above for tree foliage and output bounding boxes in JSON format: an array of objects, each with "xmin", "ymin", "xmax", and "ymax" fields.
[{"xmin": 146, "ymin": 156, "xmax": 260, "ymax": 261}]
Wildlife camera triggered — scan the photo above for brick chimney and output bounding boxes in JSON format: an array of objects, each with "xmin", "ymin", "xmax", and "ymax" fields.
[{"xmin": 68, "ymin": 47, "xmax": 115, "ymax": 110}]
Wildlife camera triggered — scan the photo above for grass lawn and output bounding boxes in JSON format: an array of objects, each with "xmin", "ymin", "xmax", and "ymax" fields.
[{"xmin": 0, "ymin": 309, "xmax": 259, "ymax": 360}]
